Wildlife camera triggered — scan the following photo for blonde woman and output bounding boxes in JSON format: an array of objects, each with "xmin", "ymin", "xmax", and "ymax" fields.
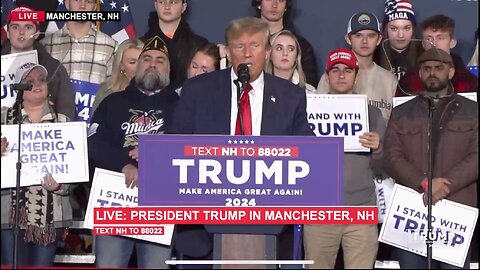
[
  {"xmin": 266, "ymin": 30, "xmax": 316, "ymax": 93},
  {"xmin": 91, "ymin": 38, "xmax": 144, "ymax": 116}
]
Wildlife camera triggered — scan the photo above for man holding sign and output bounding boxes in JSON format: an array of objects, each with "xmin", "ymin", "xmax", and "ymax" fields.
[
  {"xmin": 88, "ymin": 35, "xmax": 178, "ymax": 269},
  {"xmin": 384, "ymin": 48, "xmax": 478, "ymax": 268},
  {"xmin": 304, "ymin": 48, "xmax": 385, "ymax": 268}
]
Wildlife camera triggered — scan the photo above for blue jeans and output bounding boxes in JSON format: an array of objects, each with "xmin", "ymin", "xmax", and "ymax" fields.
[
  {"xmin": 95, "ymin": 235, "xmax": 172, "ymax": 269},
  {"xmin": 394, "ymin": 248, "xmax": 471, "ymax": 269},
  {"xmin": 1, "ymin": 228, "xmax": 60, "ymax": 267}
]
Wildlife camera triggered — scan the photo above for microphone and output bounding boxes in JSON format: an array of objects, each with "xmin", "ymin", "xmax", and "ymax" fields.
[
  {"xmin": 10, "ymin": 83, "xmax": 33, "ymax": 91},
  {"xmin": 237, "ymin": 63, "xmax": 250, "ymax": 85},
  {"xmin": 419, "ymin": 92, "xmax": 441, "ymax": 110},
  {"xmin": 233, "ymin": 63, "xmax": 250, "ymax": 135},
  {"xmin": 29, "ymin": 33, "xmax": 39, "ymax": 39}
]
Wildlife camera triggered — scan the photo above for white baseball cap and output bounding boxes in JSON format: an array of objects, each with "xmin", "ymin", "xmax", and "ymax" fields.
[{"xmin": 15, "ymin": 62, "xmax": 48, "ymax": 84}]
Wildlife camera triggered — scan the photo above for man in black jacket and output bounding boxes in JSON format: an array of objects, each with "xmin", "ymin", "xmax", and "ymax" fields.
[
  {"xmin": 143, "ymin": 0, "xmax": 209, "ymax": 90},
  {"xmin": 88, "ymin": 36, "xmax": 178, "ymax": 269},
  {"xmin": 252, "ymin": 0, "xmax": 319, "ymax": 87}
]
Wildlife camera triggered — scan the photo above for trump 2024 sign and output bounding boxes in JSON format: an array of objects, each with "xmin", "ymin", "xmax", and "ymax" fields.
[{"xmin": 138, "ymin": 135, "xmax": 343, "ymax": 207}]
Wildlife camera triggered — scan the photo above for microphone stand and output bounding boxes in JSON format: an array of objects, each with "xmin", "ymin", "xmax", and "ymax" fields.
[
  {"xmin": 426, "ymin": 96, "xmax": 436, "ymax": 269},
  {"xmin": 13, "ymin": 90, "xmax": 25, "ymax": 269},
  {"xmin": 234, "ymin": 79, "xmax": 246, "ymax": 135}
]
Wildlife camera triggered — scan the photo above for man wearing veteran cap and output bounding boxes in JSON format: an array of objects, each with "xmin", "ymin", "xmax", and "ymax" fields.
[
  {"xmin": 304, "ymin": 48, "xmax": 385, "ymax": 269},
  {"xmin": 88, "ymin": 36, "xmax": 178, "ymax": 269},
  {"xmin": 1, "ymin": 6, "xmax": 76, "ymax": 120},
  {"xmin": 384, "ymin": 48, "xmax": 478, "ymax": 268},
  {"xmin": 317, "ymin": 12, "xmax": 397, "ymax": 123}
]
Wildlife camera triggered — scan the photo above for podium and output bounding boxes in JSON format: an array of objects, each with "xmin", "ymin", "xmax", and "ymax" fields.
[
  {"xmin": 137, "ymin": 135, "xmax": 345, "ymax": 269},
  {"xmin": 205, "ymin": 225, "xmax": 285, "ymax": 269}
]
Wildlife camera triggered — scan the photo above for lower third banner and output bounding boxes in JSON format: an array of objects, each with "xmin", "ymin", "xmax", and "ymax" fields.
[{"xmin": 84, "ymin": 168, "xmax": 174, "ymax": 246}]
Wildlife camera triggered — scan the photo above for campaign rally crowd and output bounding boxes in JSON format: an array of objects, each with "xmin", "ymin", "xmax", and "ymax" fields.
[{"xmin": 0, "ymin": 0, "xmax": 478, "ymax": 268}]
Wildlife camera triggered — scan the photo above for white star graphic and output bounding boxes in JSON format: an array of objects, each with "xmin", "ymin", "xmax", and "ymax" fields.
[
  {"xmin": 121, "ymin": 3, "xmax": 129, "ymax": 12},
  {"xmin": 110, "ymin": 1, "xmax": 117, "ymax": 9},
  {"xmin": 250, "ymin": 140, "xmax": 254, "ymax": 144},
  {"xmin": 233, "ymin": 140, "xmax": 238, "ymax": 144},
  {"xmin": 239, "ymin": 140, "xmax": 243, "ymax": 144},
  {"xmin": 58, "ymin": 0, "xmax": 64, "ymax": 5},
  {"xmin": 228, "ymin": 140, "xmax": 232, "ymax": 144},
  {"xmin": 244, "ymin": 140, "xmax": 249, "ymax": 144}
]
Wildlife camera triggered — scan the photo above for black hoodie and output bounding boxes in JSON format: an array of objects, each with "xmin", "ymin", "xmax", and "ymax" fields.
[
  {"xmin": 88, "ymin": 81, "xmax": 178, "ymax": 172},
  {"xmin": 143, "ymin": 13, "xmax": 209, "ymax": 90}
]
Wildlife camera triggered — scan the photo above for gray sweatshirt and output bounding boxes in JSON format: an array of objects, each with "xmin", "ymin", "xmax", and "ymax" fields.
[{"xmin": 343, "ymin": 105, "xmax": 385, "ymax": 206}]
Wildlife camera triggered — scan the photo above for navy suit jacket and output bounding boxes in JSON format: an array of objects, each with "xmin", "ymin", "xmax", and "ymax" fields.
[
  {"xmin": 170, "ymin": 68, "xmax": 313, "ymax": 258},
  {"xmin": 171, "ymin": 68, "xmax": 313, "ymax": 136}
]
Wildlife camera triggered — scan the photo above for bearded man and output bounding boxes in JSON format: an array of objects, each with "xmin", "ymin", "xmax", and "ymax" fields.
[
  {"xmin": 383, "ymin": 48, "xmax": 478, "ymax": 269},
  {"xmin": 87, "ymin": 35, "xmax": 178, "ymax": 269}
]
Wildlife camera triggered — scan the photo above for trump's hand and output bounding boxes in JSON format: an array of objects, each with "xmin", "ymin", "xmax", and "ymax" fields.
[{"xmin": 122, "ymin": 164, "xmax": 138, "ymax": 189}]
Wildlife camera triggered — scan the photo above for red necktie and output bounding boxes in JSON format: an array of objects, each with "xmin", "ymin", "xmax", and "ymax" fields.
[{"xmin": 235, "ymin": 83, "xmax": 253, "ymax": 135}]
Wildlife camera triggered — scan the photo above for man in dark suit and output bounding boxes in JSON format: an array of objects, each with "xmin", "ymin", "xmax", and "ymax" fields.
[
  {"xmin": 171, "ymin": 16, "xmax": 313, "ymax": 267},
  {"xmin": 172, "ymin": 17, "xmax": 312, "ymax": 136}
]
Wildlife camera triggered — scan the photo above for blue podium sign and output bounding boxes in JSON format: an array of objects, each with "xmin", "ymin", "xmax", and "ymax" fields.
[{"xmin": 138, "ymin": 135, "xmax": 344, "ymax": 207}]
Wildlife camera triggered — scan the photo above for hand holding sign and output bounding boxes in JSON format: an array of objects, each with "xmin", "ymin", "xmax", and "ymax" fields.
[
  {"xmin": 129, "ymin": 147, "xmax": 139, "ymax": 162},
  {"xmin": 359, "ymin": 132, "xmax": 380, "ymax": 152},
  {"xmin": 41, "ymin": 173, "xmax": 61, "ymax": 192},
  {"xmin": 1, "ymin": 137, "xmax": 8, "ymax": 154},
  {"xmin": 122, "ymin": 163, "xmax": 138, "ymax": 189},
  {"xmin": 423, "ymin": 178, "xmax": 451, "ymax": 206}
]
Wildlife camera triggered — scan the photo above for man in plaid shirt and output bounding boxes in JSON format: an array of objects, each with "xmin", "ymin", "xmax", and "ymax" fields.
[
  {"xmin": 40, "ymin": 0, "xmax": 118, "ymax": 238},
  {"xmin": 41, "ymin": 0, "xmax": 117, "ymax": 85}
]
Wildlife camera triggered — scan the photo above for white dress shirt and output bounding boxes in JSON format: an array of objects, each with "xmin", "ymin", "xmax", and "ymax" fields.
[{"xmin": 230, "ymin": 68, "xmax": 264, "ymax": 136}]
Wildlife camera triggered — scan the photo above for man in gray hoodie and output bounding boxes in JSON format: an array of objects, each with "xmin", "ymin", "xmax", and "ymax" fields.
[{"xmin": 304, "ymin": 48, "xmax": 385, "ymax": 269}]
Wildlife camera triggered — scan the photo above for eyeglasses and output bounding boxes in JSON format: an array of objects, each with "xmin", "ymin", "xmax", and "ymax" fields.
[{"xmin": 157, "ymin": 0, "xmax": 182, "ymax": 6}]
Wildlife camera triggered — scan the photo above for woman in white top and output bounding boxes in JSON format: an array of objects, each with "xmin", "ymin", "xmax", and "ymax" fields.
[{"xmin": 266, "ymin": 29, "xmax": 316, "ymax": 93}]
